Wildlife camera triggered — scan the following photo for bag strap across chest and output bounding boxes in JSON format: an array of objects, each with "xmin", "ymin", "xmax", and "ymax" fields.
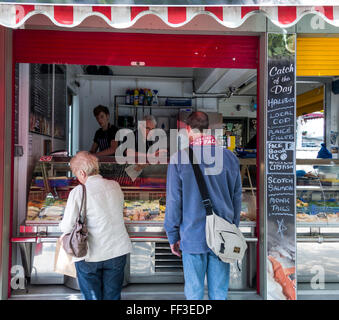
[{"xmin": 187, "ymin": 147, "xmax": 213, "ymax": 216}]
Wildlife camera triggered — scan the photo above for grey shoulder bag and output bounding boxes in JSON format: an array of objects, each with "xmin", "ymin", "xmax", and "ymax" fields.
[
  {"xmin": 187, "ymin": 147, "xmax": 247, "ymax": 264},
  {"xmin": 62, "ymin": 184, "xmax": 88, "ymax": 258}
]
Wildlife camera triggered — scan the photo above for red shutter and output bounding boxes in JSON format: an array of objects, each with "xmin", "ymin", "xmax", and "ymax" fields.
[{"xmin": 13, "ymin": 30, "xmax": 258, "ymax": 69}]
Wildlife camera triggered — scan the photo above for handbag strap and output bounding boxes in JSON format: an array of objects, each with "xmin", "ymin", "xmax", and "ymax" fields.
[
  {"xmin": 78, "ymin": 184, "xmax": 87, "ymax": 224},
  {"xmin": 187, "ymin": 147, "xmax": 213, "ymax": 216}
]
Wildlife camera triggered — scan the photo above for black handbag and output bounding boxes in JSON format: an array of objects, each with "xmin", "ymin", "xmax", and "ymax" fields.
[{"xmin": 62, "ymin": 184, "xmax": 88, "ymax": 258}]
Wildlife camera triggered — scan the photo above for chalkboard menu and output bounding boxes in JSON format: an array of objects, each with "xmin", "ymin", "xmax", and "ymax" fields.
[
  {"xmin": 29, "ymin": 64, "xmax": 66, "ymax": 140},
  {"xmin": 266, "ymin": 33, "xmax": 296, "ymax": 300}
]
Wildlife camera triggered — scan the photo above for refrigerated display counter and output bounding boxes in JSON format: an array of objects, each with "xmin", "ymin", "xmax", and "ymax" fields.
[
  {"xmin": 296, "ymin": 159, "xmax": 339, "ymax": 286},
  {"xmin": 12, "ymin": 156, "xmax": 258, "ymax": 291}
]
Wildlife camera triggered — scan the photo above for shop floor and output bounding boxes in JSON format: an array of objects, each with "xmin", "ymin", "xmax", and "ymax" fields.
[
  {"xmin": 9, "ymin": 283, "xmax": 339, "ymax": 300},
  {"xmin": 9, "ymin": 283, "xmax": 262, "ymax": 300}
]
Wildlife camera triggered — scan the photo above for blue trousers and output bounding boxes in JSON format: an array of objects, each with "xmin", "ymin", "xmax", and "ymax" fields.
[
  {"xmin": 75, "ymin": 254, "xmax": 127, "ymax": 300},
  {"xmin": 182, "ymin": 251, "xmax": 230, "ymax": 300}
]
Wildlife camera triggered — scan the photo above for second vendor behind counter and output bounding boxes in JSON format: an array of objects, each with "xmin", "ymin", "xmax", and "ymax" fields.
[
  {"xmin": 125, "ymin": 115, "xmax": 168, "ymax": 170},
  {"xmin": 90, "ymin": 105, "xmax": 119, "ymax": 156}
]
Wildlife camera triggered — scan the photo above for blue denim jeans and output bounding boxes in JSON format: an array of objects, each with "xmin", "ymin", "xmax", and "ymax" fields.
[
  {"xmin": 182, "ymin": 251, "xmax": 230, "ymax": 300},
  {"xmin": 75, "ymin": 254, "xmax": 127, "ymax": 300}
]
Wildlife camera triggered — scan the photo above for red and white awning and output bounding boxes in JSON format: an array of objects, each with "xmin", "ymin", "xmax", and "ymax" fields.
[{"xmin": 1, "ymin": 4, "xmax": 339, "ymax": 29}]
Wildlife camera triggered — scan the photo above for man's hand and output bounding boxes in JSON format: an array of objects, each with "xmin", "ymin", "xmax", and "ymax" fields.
[
  {"xmin": 170, "ymin": 241, "xmax": 181, "ymax": 257},
  {"xmin": 89, "ymin": 142, "xmax": 98, "ymax": 154}
]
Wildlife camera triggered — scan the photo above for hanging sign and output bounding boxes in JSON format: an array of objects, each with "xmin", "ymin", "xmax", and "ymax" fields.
[{"xmin": 266, "ymin": 33, "xmax": 297, "ymax": 300}]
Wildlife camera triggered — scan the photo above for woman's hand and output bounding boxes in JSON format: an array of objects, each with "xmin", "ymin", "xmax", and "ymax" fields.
[{"xmin": 170, "ymin": 241, "xmax": 181, "ymax": 257}]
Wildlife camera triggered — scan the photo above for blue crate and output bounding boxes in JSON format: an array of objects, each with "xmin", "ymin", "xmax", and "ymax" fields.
[
  {"xmin": 296, "ymin": 207, "xmax": 310, "ymax": 214},
  {"xmin": 309, "ymin": 205, "xmax": 339, "ymax": 215},
  {"xmin": 35, "ymin": 178, "xmax": 70, "ymax": 188},
  {"xmin": 236, "ymin": 148, "xmax": 257, "ymax": 158},
  {"xmin": 165, "ymin": 98, "xmax": 192, "ymax": 106}
]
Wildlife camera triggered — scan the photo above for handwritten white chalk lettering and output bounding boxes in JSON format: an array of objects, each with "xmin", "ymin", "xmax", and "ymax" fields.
[
  {"xmin": 270, "ymin": 135, "xmax": 294, "ymax": 141},
  {"xmin": 270, "ymin": 110, "xmax": 294, "ymax": 119},
  {"xmin": 268, "ymin": 143, "xmax": 283, "ymax": 148},
  {"xmin": 269, "ymin": 153, "xmax": 285, "ymax": 160},
  {"xmin": 268, "ymin": 142, "xmax": 294, "ymax": 150},
  {"xmin": 269, "ymin": 163, "xmax": 294, "ymax": 171},
  {"xmin": 270, "ymin": 212, "xmax": 294, "ymax": 217},
  {"xmin": 268, "ymin": 176, "xmax": 293, "ymax": 185},
  {"xmin": 268, "ymin": 98, "xmax": 295, "ymax": 108},
  {"xmin": 269, "ymin": 149, "xmax": 285, "ymax": 155},
  {"xmin": 269, "ymin": 64, "xmax": 294, "ymax": 77},
  {"xmin": 268, "ymin": 184, "xmax": 294, "ymax": 192},
  {"xmin": 268, "ymin": 128, "xmax": 292, "ymax": 135},
  {"xmin": 270, "ymin": 85, "xmax": 293, "ymax": 95},
  {"xmin": 281, "ymin": 75, "xmax": 291, "ymax": 82},
  {"xmin": 269, "ymin": 198, "xmax": 290, "ymax": 204},
  {"xmin": 272, "ymin": 117, "xmax": 292, "ymax": 125},
  {"xmin": 267, "ymin": 143, "xmax": 294, "ymax": 161},
  {"xmin": 272, "ymin": 205, "xmax": 290, "ymax": 212},
  {"xmin": 277, "ymin": 219, "xmax": 287, "ymax": 235}
]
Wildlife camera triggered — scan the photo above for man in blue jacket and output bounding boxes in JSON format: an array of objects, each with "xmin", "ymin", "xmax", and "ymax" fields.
[{"xmin": 164, "ymin": 111, "xmax": 242, "ymax": 300}]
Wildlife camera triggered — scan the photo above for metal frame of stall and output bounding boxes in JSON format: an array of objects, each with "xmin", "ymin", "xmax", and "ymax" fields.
[
  {"xmin": 1, "ymin": 4, "xmax": 339, "ymax": 300},
  {"xmin": 9, "ymin": 30, "xmax": 261, "ymax": 296},
  {"xmin": 0, "ymin": 9, "xmax": 287, "ymax": 301}
]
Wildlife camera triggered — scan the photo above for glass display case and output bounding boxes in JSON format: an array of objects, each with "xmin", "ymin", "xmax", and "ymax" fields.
[
  {"xmin": 296, "ymin": 159, "xmax": 339, "ymax": 225},
  {"xmin": 16, "ymin": 155, "xmax": 257, "ymax": 288},
  {"xmin": 240, "ymin": 158, "xmax": 257, "ymax": 224},
  {"xmin": 25, "ymin": 156, "xmax": 167, "ymax": 226},
  {"xmin": 296, "ymin": 159, "xmax": 339, "ymax": 286},
  {"xmin": 24, "ymin": 156, "xmax": 258, "ymax": 227}
]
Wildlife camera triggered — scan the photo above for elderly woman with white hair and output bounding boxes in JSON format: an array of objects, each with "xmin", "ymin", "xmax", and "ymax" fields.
[{"xmin": 59, "ymin": 151, "xmax": 132, "ymax": 300}]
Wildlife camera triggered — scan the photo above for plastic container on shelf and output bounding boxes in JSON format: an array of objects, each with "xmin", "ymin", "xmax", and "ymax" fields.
[
  {"xmin": 165, "ymin": 98, "xmax": 191, "ymax": 106},
  {"xmin": 129, "ymin": 90, "xmax": 134, "ymax": 105},
  {"xmin": 145, "ymin": 89, "xmax": 153, "ymax": 106},
  {"xmin": 133, "ymin": 88, "xmax": 139, "ymax": 106},
  {"xmin": 152, "ymin": 90, "xmax": 159, "ymax": 105},
  {"xmin": 139, "ymin": 89, "xmax": 145, "ymax": 105},
  {"xmin": 125, "ymin": 90, "xmax": 131, "ymax": 105}
]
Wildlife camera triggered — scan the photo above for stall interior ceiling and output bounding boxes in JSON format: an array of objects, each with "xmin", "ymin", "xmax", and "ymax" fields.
[
  {"xmin": 69, "ymin": 64, "xmax": 258, "ymax": 96},
  {"xmin": 297, "ymin": 81, "xmax": 323, "ymax": 95},
  {"xmin": 69, "ymin": 64, "xmax": 326, "ymax": 97},
  {"xmin": 296, "ymin": 80, "xmax": 326, "ymax": 116}
]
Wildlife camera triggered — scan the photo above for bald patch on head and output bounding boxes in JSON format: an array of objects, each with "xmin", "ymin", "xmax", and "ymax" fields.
[{"xmin": 186, "ymin": 111, "xmax": 209, "ymax": 132}]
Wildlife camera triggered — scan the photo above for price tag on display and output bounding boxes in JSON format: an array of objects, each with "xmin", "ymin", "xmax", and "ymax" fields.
[{"xmin": 39, "ymin": 156, "xmax": 53, "ymax": 162}]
